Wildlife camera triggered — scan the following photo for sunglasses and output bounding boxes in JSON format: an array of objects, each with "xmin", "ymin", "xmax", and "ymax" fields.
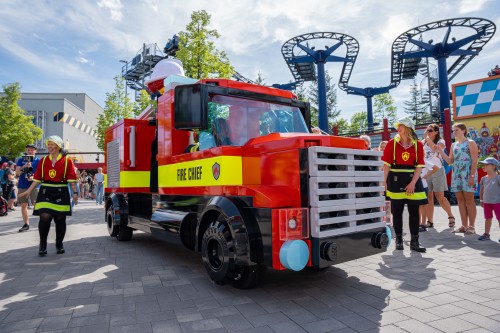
[{"xmin": 426, "ymin": 129, "xmax": 435, "ymax": 132}]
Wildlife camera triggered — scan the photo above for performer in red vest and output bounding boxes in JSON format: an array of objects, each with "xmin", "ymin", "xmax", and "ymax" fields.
[{"xmin": 19, "ymin": 136, "xmax": 78, "ymax": 256}]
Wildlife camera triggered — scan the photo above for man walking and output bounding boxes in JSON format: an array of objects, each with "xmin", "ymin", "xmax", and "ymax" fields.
[{"xmin": 16, "ymin": 144, "xmax": 40, "ymax": 232}]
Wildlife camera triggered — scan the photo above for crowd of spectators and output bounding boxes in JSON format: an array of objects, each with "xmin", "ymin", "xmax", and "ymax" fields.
[{"xmin": 1, "ymin": 151, "xmax": 103, "ymax": 221}]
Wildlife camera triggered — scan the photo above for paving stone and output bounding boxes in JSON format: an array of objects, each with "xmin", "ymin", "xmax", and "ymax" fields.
[
  {"xmin": 233, "ymin": 327, "xmax": 274, "ymax": 333},
  {"xmin": 179, "ymin": 318, "xmax": 223, "ymax": 332},
  {"xmin": 0, "ymin": 318, "xmax": 44, "ymax": 333},
  {"xmin": 427, "ymin": 316, "xmax": 478, "ymax": 332},
  {"xmin": 462, "ymin": 329, "xmax": 496, "ymax": 333},
  {"xmin": 300, "ymin": 317, "xmax": 346, "ymax": 332},
  {"xmin": 460, "ymin": 312, "xmax": 500, "ymax": 332},
  {"xmin": 68, "ymin": 314, "xmax": 110, "ymax": 327},
  {"xmin": 72, "ymin": 303, "xmax": 100, "ymax": 317},
  {"xmin": 217, "ymin": 313, "xmax": 253, "ymax": 332},
  {"xmin": 109, "ymin": 311, "xmax": 137, "ymax": 327},
  {"xmin": 366, "ymin": 310, "xmax": 411, "ymax": 326},
  {"xmin": 79, "ymin": 323, "xmax": 111, "ymax": 333},
  {"xmin": 235, "ymin": 303, "xmax": 268, "ymax": 318},
  {"xmin": 175, "ymin": 307, "xmax": 203, "ymax": 323},
  {"xmin": 109, "ymin": 322, "xmax": 152, "ymax": 333},
  {"xmin": 37, "ymin": 314, "xmax": 72, "ymax": 331},
  {"xmin": 1, "ymin": 308, "xmax": 38, "ymax": 323},
  {"xmin": 151, "ymin": 319, "xmax": 182, "ymax": 333}
]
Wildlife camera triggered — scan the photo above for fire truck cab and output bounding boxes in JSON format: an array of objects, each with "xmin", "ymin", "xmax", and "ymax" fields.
[{"xmin": 104, "ymin": 66, "xmax": 390, "ymax": 288}]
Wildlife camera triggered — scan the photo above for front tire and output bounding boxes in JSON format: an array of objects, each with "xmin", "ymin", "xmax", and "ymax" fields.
[
  {"xmin": 201, "ymin": 221, "xmax": 232, "ymax": 284},
  {"xmin": 201, "ymin": 219, "xmax": 265, "ymax": 289}
]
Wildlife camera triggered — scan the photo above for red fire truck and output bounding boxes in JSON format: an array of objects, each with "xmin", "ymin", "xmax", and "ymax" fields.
[{"xmin": 104, "ymin": 69, "xmax": 390, "ymax": 288}]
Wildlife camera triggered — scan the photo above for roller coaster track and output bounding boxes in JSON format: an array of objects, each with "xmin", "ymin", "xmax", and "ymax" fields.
[
  {"xmin": 281, "ymin": 32, "xmax": 359, "ymax": 90},
  {"xmin": 391, "ymin": 17, "xmax": 496, "ymax": 87}
]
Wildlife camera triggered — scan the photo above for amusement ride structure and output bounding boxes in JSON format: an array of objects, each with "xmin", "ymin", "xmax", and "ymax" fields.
[
  {"xmin": 391, "ymin": 17, "xmax": 496, "ymax": 126},
  {"xmin": 281, "ymin": 32, "xmax": 359, "ymax": 132},
  {"xmin": 119, "ymin": 18, "xmax": 495, "ymax": 136}
]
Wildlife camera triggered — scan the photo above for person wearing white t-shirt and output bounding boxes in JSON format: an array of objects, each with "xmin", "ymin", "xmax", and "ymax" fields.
[
  {"xmin": 94, "ymin": 167, "xmax": 105, "ymax": 205},
  {"xmin": 423, "ymin": 124, "xmax": 455, "ymax": 228},
  {"xmin": 419, "ymin": 159, "xmax": 440, "ymax": 231}
]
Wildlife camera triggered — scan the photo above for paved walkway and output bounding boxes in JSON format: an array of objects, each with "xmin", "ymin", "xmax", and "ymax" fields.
[{"xmin": 0, "ymin": 200, "xmax": 499, "ymax": 333}]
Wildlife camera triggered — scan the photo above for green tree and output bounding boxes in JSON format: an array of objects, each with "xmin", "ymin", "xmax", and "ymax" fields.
[
  {"xmin": 293, "ymin": 83, "xmax": 308, "ymax": 101},
  {"xmin": 255, "ymin": 71, "xmax": 266, "ymax": 85},
  {"xmin": 373, "ymin": 93, "xmax": 397, "ymax": 125},
  {"xmin": 0, "ymin": 83, "xmax": 42, "ymax": 159},
  {"xmin": 350, "ymin": 111, "xmax": 368, "ymax": 133},
  {"xmin": 307, "ymin": 71, "xmax": 340, "ymax": 130},
  {"xmin": 332, "ymin": 118, "xmax": 350, "ymax": 134},
  {"xmin": 404, "ymin": 79, "xmax": 431, "ymax": 123},
  {"xmin": 176, "ymin": 10, "xmax": 234, "ymax": 79},
  {"xmin": 133, "ymin": 89, "xmax": 156, "ymax": 116},
  {"xmin": 95, "ymin": 76, "xmax": 136, "ymax": 150}
]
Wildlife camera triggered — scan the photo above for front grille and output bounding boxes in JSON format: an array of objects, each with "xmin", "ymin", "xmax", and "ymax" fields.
[
  {"xmin": 107, "ymin": 140, "xmax": 120, "ymax": 188},
  {"xmin": 308, "ymin": 147, "xmax": 386, "ymax": 238}
]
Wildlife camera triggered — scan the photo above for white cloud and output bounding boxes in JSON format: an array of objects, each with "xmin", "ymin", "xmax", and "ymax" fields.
[
  {"xmin": 97, "ymin": 0, "xmax": 123, "ymax": 21},
  {"xmin": 0, "ymin": 0, "xmax": 497, "ymax": 119},
  {"xmin": 458, "ymin": 0, "xmax": 489, "ymax": 14}
]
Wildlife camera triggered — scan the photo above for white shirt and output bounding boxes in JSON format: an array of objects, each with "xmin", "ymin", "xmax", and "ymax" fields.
[{"xmin": 424, "ymin": 139, "xmax": 445, "ymax": 169}]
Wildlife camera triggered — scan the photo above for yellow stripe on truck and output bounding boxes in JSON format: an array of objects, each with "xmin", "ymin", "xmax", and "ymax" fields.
[
  {"xmin": 158, "ymin": 156, "xmax": 243, "ymax": 188},
  {"xmin": 120, "ymin": 171, "xmax": 150, "ymax": 188}
]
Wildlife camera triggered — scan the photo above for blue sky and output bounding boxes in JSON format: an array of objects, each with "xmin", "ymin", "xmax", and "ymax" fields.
[{"xmin": 0, "ymin": 0, "xmax": 499, "ymax": 122}]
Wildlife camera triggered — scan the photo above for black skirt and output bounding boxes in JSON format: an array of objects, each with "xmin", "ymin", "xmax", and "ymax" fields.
[
  {"xmin": 386, "ymin": 165, "xmax": 427, "ymax": 206},
  {"xmin": 34, "ymin": 183, "xmax": 72, "ymax": 216}
]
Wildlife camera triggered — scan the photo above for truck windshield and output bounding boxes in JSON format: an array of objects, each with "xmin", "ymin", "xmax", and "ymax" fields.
[{"xmin": 198, "ymin": 95, "xmax": 309, "ymax": 149}]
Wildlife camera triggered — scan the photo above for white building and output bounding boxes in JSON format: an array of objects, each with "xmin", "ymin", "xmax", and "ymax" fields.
[{"xmin": 18, "ymin": 93, "xmax": 103, "ymax": 163}]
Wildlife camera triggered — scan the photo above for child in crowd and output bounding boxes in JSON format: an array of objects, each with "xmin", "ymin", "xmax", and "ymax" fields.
[{"xmin": 478, "ymin": 157, "xmax": 500, "ymax": 241}]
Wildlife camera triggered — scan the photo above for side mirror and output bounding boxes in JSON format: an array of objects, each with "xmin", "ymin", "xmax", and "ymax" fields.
[{"xmin": 174, "ymin": 84, "xmax": 209, "ymax": 130}]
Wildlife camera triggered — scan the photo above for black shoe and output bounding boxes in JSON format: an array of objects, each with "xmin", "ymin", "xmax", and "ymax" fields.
[
  {"xmin": 395, "ymin": 235, "xmax": 404, "ymax": 250},
  {"xmin": 419, "ymin": 225, "xmax": 427, "ymax": 232},
  {"xmin": 410, "ymin": 234, "xmax": 426, "ymax": 253},
  {"xmin": 19, "ymin": 224, "xmax": 30, "ymax": 232},
  {"xmin": 56, "ymin": 244, "xmax": 65, "ymax": 254},
  {"xmin": 39, "ymin": 245, "xmax": 47, "ymax": 256}
]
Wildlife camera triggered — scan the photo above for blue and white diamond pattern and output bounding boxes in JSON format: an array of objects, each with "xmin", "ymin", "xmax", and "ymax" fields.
[{"xmin": 454, "ymin": 77, "xmax": 500, "ymax": 118}]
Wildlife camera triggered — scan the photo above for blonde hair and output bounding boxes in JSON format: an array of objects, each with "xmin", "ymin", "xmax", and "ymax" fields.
[{"xmin": 396, "ymin": 125, "xmax": 417, "ymax": 142}]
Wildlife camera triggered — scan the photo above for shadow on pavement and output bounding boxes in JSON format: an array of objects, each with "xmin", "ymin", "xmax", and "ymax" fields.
[{"xmin": 0, "ymin": 227, "xmax": 391, "ymax": 332}]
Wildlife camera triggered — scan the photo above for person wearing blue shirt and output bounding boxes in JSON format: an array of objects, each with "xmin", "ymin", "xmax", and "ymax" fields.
[{"xmin": 16, "ymin": 144, "xmax": 40, "ymax": 232}]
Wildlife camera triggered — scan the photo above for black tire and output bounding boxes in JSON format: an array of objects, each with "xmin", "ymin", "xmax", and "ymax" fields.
[
  {"xmin": 106, "ymin": 205, "xmax": 119, "ymax": 237},
  {"xmin": 201, "ymin": 219, "xmax": 265, "ymax": 289},
  {"xmin": 116, "ymin": 224, "xmax": 133, "ymax": 241},
  {"xmin": 233, "ymin": 264, "xmax": 266, "ymax": 289},
  {"xmin": 201, "ymin": 221, "xmax": 233, "ymax": 284}
]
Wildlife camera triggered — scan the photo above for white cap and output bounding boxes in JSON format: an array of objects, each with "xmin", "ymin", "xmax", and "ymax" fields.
[
  {"xmin": 46, "ymin": 135, "xmax": 63, "ymax": 149},
  {"xmin": 394, "ymin": 117, "xmax": 415, "ymax": 131}
]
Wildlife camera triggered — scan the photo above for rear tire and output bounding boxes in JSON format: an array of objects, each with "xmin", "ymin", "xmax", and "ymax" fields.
[
  {"xmin": 116, "ymin": 224, "xmax": 133, "ymax": 241},
  {"xmin": 106, "ymin": 205, "xmax": 119, "ymax": 237}
]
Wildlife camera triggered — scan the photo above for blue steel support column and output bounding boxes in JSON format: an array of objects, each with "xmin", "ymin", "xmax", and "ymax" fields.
[
  {"xmin": 317, "ymin": 62, "xmax": 330, "ymax": 133},
  {"xmin": 437, "ymin": 57, "xmax": 450, "ymax": 125},
  {"xmin": 317, "ymin": 61, "xmax": 328, "ymax": 132},
  {"xmin": 366, "ymin": 94, "xmax": 374, "ymax": 132}
]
